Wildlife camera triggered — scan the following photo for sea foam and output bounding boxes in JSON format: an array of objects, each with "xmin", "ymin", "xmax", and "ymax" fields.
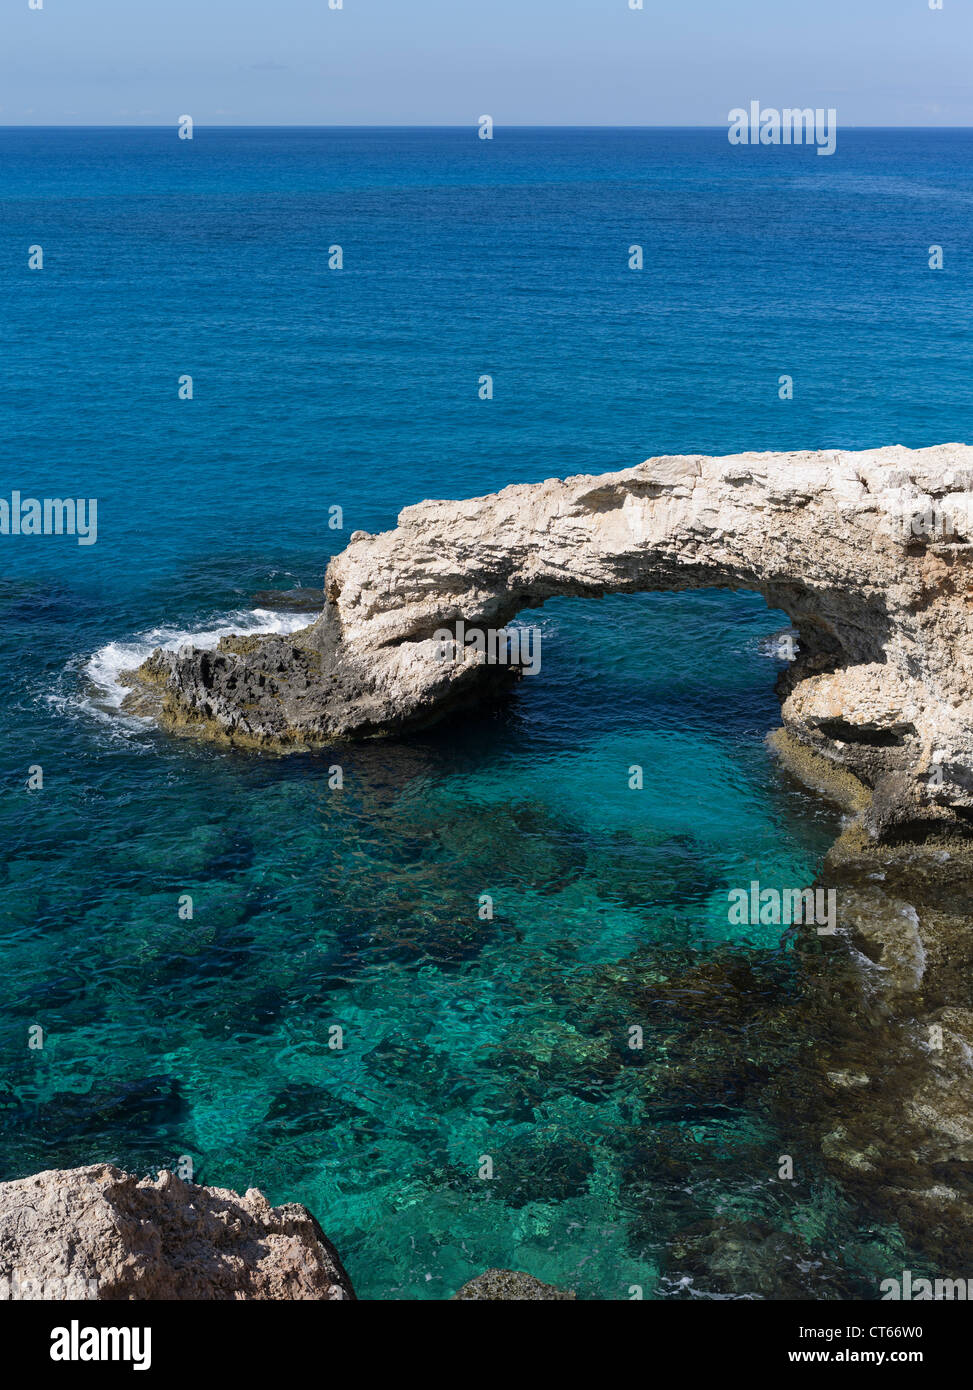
[{"xmin": 77, "ymin": 608, "xmax": 310, "ymax": 726}]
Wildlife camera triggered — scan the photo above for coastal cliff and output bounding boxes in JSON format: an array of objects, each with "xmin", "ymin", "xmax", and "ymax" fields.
[{"xmin": 123, "ymin": 443, "xmax": 973, "ymax": 841}]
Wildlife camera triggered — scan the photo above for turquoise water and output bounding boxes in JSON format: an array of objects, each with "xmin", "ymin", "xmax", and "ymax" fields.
[{"xmin": 2, "ymin": 128, "xmax": 971, "ymax": 1298}]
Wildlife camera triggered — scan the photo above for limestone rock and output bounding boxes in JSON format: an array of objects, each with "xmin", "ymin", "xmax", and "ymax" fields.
[
  {"xmin": 124, "ymin": 444, "xmax": 973, "ymax": 837},
  {"xmin": 452, "ymin": 1269, "xmax": 576, "ymax": 1299},
  {"xmin": 0, "ymin": 1164, "xmax": 354, "ymax": 1300}
]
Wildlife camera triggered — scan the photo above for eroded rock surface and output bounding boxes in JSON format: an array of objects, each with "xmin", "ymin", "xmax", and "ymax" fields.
[
  {"xmin": 785, "ymin": 828, "xmax": 973, "ymax": 1271},
  {"xmin": 123, "ymin": 444, "xmax": 973, "ymax": 837},
  {"xmin": 452, "ymin": 1269, "xmax": 576, "ymax": 1299},
  {"xmin": 0, "ymin": 1164, "xmax": 354, "ymax": 1300}
]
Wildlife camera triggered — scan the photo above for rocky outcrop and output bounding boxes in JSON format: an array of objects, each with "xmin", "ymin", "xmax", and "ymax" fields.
[
  {"xmin": 0, "ymin": 1164, "xmax": 354, "ymax": 1300},
  {"xmin": 781, "ymin": 822, "xmax": 973, "ymax": 1271},
  {"xmin": 452, "ymin": 1269, "xmax": 576, "ymax": 1299},
  {"xmin": 123, "ymin": 443, "xmax": 973, "ymax": 839}
]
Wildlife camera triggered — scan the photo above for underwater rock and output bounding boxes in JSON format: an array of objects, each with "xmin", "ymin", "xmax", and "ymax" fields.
[
  {"xmin": 452, "ymin": 1269, "xmax": 576, "ymax": 1299},
  {"xmin": 251, "ymin": 587, "xmax": 324, "ymax": 611},
  {"xmin": 663, "ymin": 1219, "xmax": 853, "ymax": 1300},
  {"xmin": 485, "ymin": 1019, "xmax": 619, "ymax": 1107},
  {"xmin": 425, "ymin": 800, "xmax": 583, "ymax": 895},
  {"xmin": 0, "ymin": 1076, "xmax": 188, "ymax": 1179},
  {"xmin": 0, "ymin": 1164, "xmax": 354, "ymax": 1300},
  {"xmin": 361, "ymin": 885, "xmax": 499, "ymax": 967},
  {"xmin": 760, "ymin": 829, "xmax": 973, "ymax": 1272},
  {"xmin": 488, "ymin": 1127, "xmax": 595, "ymax": 1207},
  {"xmin": 261, "ymin": 1082, "xmax": 375, "ymax": 1144}
]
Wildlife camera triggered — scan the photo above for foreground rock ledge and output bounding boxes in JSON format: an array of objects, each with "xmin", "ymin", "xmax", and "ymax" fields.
[
  {"xmin": 0, "ymin": 1164, "xmax": 355, "ymax": 1300},
  {"xmin": 123, "ymin": 444, "xmax": 973, "ymax": 838}
]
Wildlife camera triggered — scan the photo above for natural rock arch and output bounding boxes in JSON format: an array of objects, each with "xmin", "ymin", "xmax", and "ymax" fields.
[{"xmin": 126, "ymin": 444, "xmax": 973, "ymax": 838}]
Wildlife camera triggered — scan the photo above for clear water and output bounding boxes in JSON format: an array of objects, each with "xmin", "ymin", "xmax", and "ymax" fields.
[{"xmin": 2, "ymin": 128, "xmax": 970, "ymax": 1298}]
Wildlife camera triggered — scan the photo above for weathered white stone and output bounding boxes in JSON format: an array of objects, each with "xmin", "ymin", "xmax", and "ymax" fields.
[{"xmin": 128, "ymin": 443, "xmax": 973, "ymax": 835}]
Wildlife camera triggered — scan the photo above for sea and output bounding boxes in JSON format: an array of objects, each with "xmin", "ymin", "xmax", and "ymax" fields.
[{"xmin": 1, "ymin": 126, "xmax": 971, "ymax": 1299}]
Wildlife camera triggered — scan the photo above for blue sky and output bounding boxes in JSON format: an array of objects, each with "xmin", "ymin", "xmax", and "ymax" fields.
[{"xmin": 3, "ymin": 0, "xmax": 971, "ymax": 126}]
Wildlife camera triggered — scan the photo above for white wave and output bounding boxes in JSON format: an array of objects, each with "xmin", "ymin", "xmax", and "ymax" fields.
[
  {"xmin": 758, "ymin": 628, "xmax": 800, "ymax": 662},
  {"xmin": 73, "ymin": 607, "xmax": 311, "ymax": 728}
]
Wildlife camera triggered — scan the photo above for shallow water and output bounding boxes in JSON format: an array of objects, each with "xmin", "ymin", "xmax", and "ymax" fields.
[{"xmin": 0, "ymin": 586, "xmax": 914, "ymax": 1298}]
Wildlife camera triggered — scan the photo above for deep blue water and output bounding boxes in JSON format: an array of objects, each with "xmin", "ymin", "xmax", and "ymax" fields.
[{"xmin": 1, "ymin": 128, "xmax": 970, "ymax": 1298}]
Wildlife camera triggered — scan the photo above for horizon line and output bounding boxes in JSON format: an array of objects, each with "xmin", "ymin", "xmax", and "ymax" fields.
[{"xmin": 2, "ymin": 122, "xmax": 973, "ymax": 131}]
